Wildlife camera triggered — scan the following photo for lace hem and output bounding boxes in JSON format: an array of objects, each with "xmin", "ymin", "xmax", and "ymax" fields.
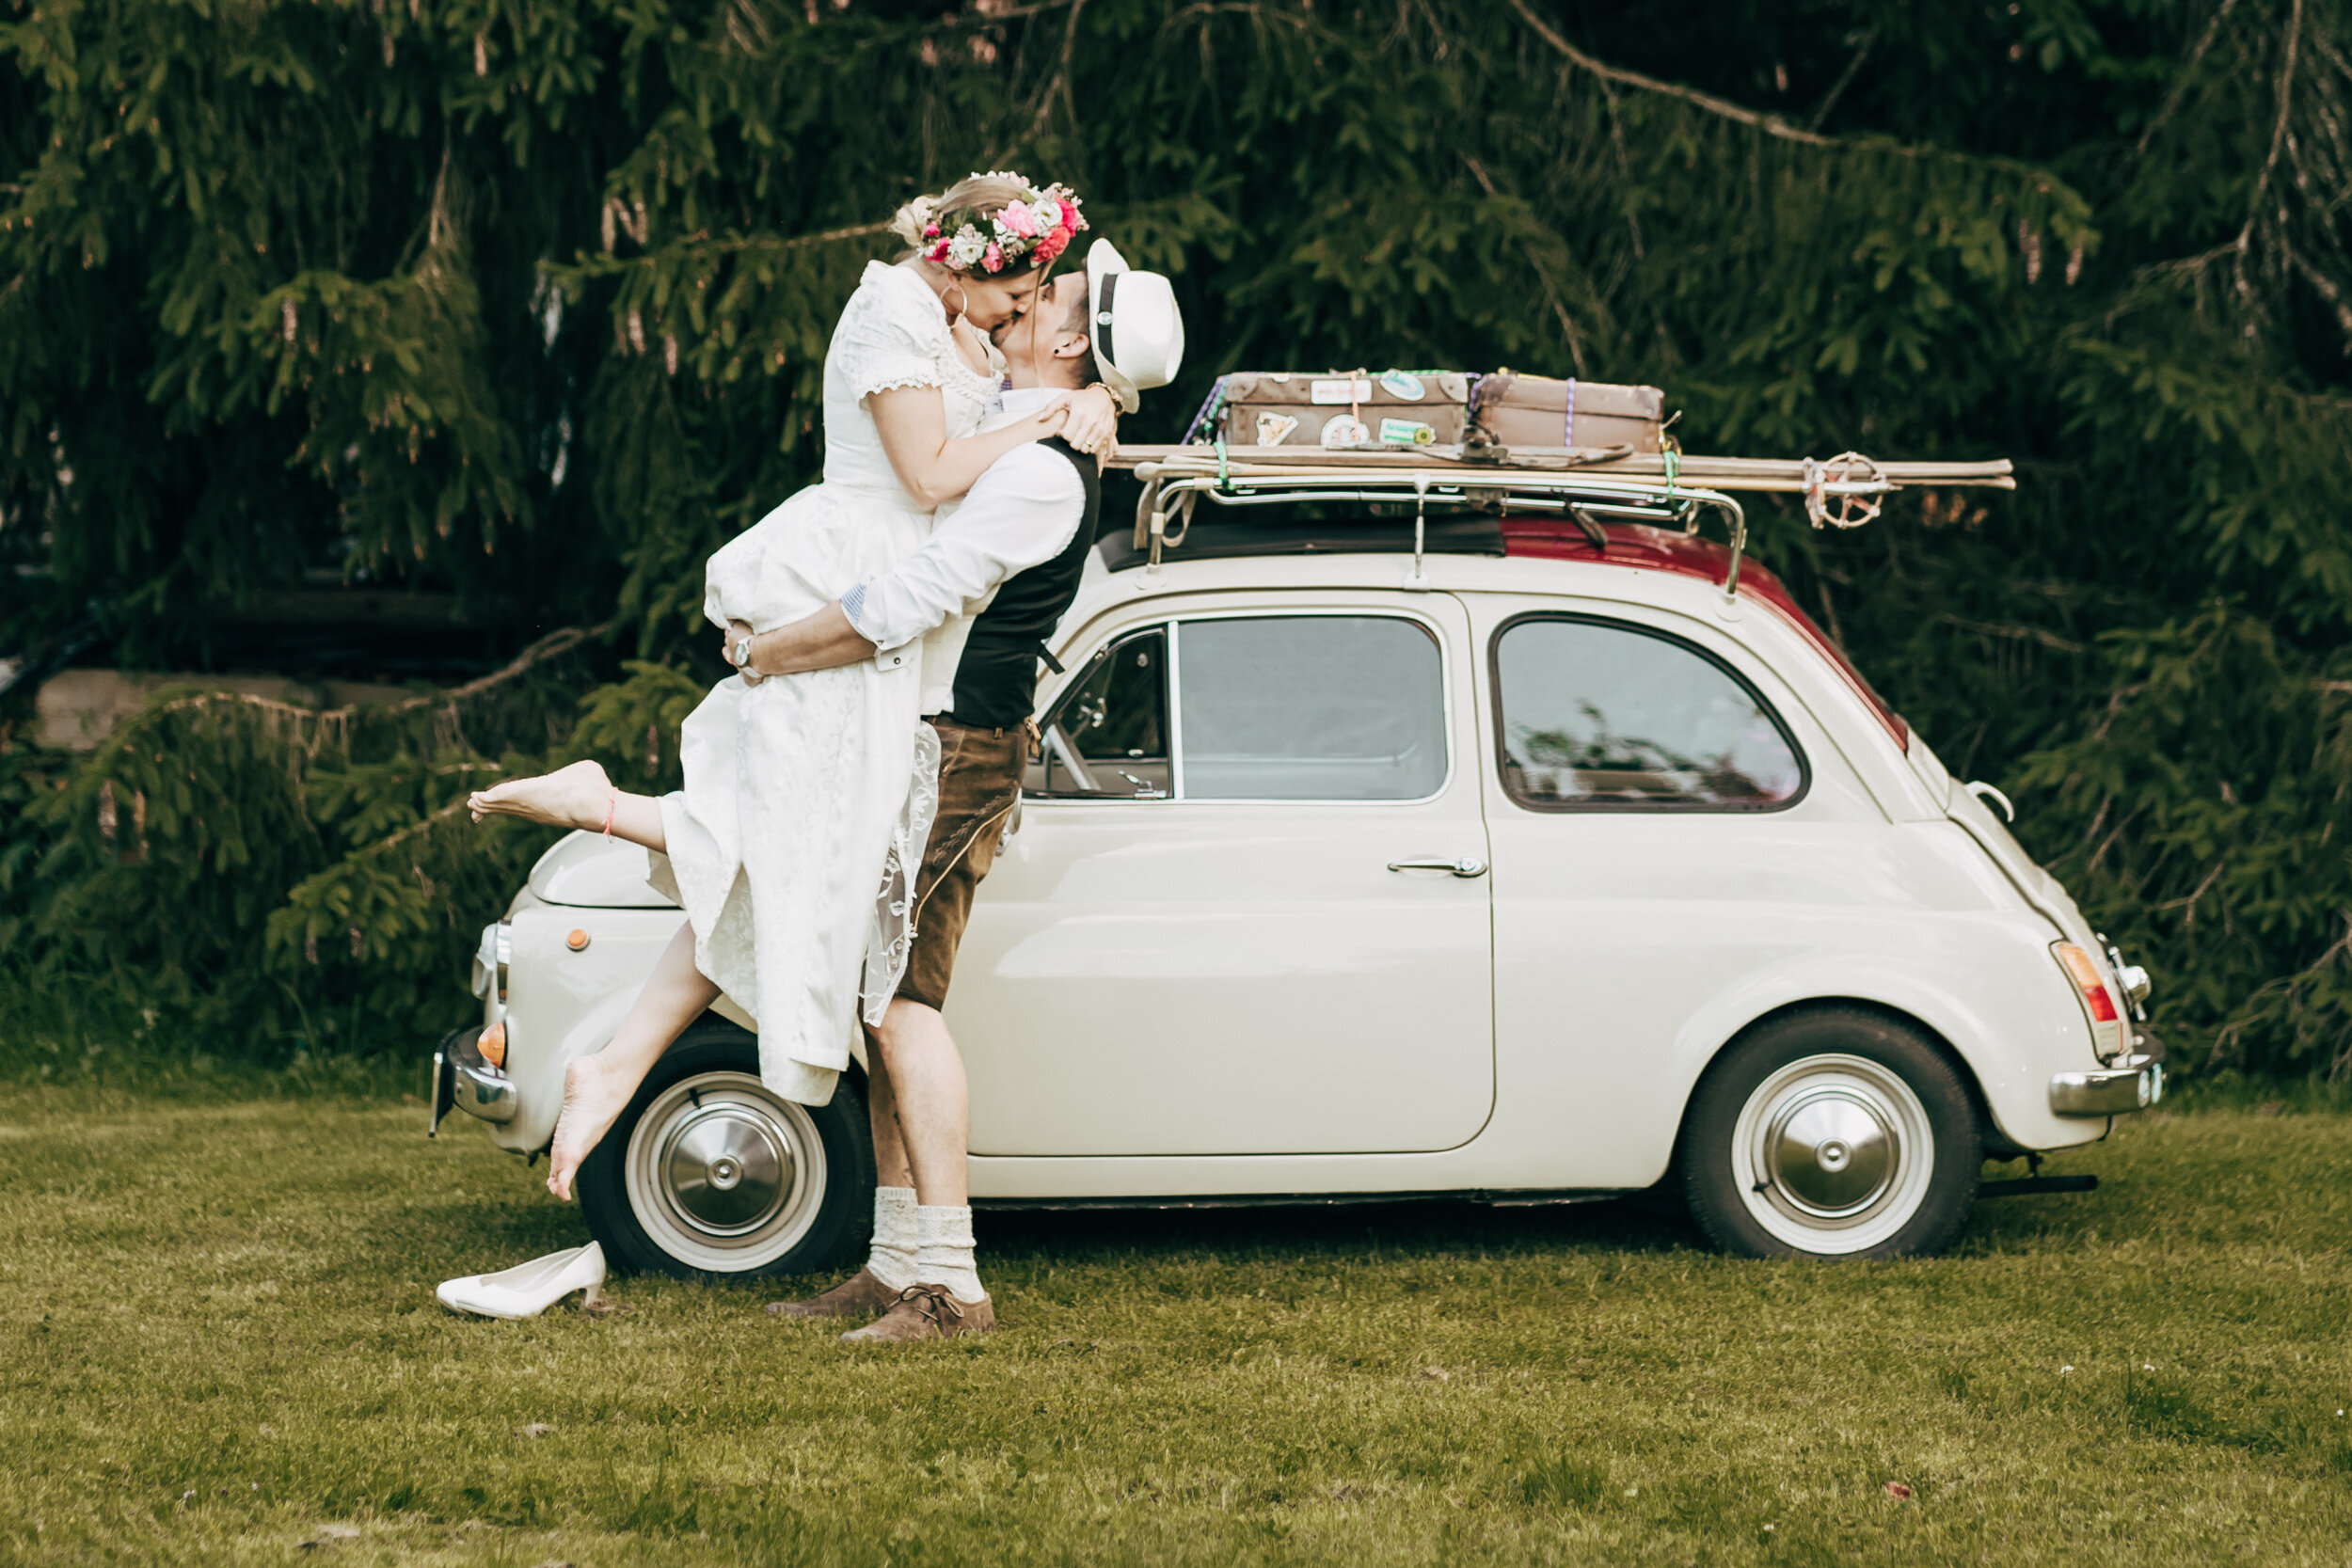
[
  {"xmin": 860, "ymin": 719, "xmax": 942, "ymax": 1025},
  {"xmin": 857, "ymin": 369, "xmax": 948, "ymax": 401}
]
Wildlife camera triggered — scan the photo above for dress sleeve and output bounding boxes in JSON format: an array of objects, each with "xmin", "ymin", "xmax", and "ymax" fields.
[{"xmin": 834, "ymin": 272, "xmax": 947, "ymax": 401}]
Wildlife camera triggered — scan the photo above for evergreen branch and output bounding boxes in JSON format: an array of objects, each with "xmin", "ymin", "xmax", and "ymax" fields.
[
  {"xmin": 1804, "ymin": 26, "xmax": 1878, "ymax": 133},
  {"xmin": 1462, "ymin": 154, "xmax": 1587, "ymax": 375},
  {"xmin": 2235, "ymin": 0, "xmax": 2304, "ymax": 297},
  {"xmin": 407, "ymin": 625, "xmax": 611, "ymax": 715},
  {"xmin": 2136, "ymin": 0, "xmax": 2246, "ymax": 155},
  {"xmin": 1505, "ymin": 0, "xmax": 2076, "ymax": 186},
  {"xmin": 581, "ymin": 220, "xmax": 893, "ymax": 271},
  {"xmin": 352, "ymin": 793, "xmax": 479, "ymax": 860},
  {"xmin": 1938, "ymin": 613, "xmax": 2088, "ymax": 654},
  {"xmin": 1505, "ymin": 0, "xmax": 1840, "ymax": 148},
  {"xmin": 135, "ymin": 624, "xmax": 611, "ymax": 741}
]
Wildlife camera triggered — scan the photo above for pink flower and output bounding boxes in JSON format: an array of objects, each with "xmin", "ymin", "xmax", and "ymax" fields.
[
  {"xmin": 1058, "ymin": 198, "xmax": 1083, "ymax": 232},
  {"xmin": 923, "ymin": 223, "xmax": 940, "ymax": 238},
  {"xmin": 982, "ymin": 241, "xmax": 1003, "ymax": 273},
  {"xmin": 926, "ymin": 240, "xmax": 950, "ymax": 262},
  {"xmin": 1036, "ymin": 230, "xmax": 1068, "ymax": 264},
  {"xmin": 1000, "ymin": 201, "xmax": 1039, "ymax": 238}
]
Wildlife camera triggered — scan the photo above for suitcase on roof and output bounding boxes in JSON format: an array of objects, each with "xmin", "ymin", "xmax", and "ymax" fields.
[
  {"xmin": 1202, "ymin": 370, "xmax": 1474, "ymax": 450},
  {"xmin": 1468, "ymin": 372, "xmax": 1666, "ymax": 453}
]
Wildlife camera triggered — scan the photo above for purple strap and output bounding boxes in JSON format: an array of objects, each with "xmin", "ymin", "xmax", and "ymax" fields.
[{"xmin": 1564, "ymin": 377, "xmax": 1577, "ymax": 447}]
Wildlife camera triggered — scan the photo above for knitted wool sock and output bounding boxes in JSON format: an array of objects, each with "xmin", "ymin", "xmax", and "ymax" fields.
[
  {"xmin": 866, "ymin": 1186, "xmax": 919, "ymax": 1291},
  {"xmin": 914, "ymin": 1204, "xmax": 986, "ymax": 1304}
]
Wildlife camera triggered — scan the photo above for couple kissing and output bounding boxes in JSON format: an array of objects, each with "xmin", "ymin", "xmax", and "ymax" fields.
[{"xmin": 467, "ymin": 170, "xmax": 1184, "ymax": 1341}]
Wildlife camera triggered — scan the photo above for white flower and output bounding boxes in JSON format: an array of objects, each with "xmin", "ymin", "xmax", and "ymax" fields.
[
  {"xmin": 2061, "ymin": 1365, "xmax": 2074, "ymax": 1374},
  {"xmin": 946, "ymin": 228, "xmax": 987, "ymax": 269}
]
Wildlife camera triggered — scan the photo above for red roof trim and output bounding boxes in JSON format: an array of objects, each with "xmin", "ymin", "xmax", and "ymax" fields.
[{"xmin": 1498, "ymin": 517, "xmax": 1910, "ymax": 749}]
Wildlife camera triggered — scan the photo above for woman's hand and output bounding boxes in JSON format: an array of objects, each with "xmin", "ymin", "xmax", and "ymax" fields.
[
  {"xmin": 723, "ymin": 619, "xmax": 766, "ymax": 686},
  {"xmin": 1059, "ymin": 385, "xmax": 1120, "ymax": 456},
  {"xmin": 1017, "ymin": 401, "xmax": 1073, "ymax": 441}
]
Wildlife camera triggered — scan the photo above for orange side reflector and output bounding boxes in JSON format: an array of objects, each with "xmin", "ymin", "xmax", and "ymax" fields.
[
  {"xmin": 565, "ymin": 928, "xmax": 591, "ymax": 952},
  {"xmin": 2053, "ymin": 943, "xmax": 2120, "ymax": 1023},
  {"xmin": 478, "ymin": 1021, "xmax": 507, "ymax": 1069}
]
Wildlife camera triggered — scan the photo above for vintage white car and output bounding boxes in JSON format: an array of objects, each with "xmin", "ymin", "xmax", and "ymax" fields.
[{"xmin": 430, "ymin": 458, "xmax": 2160, "ymax": 1273}]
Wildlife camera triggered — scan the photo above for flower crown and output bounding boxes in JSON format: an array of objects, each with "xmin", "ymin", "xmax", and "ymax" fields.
[{"xmin": 920, "ymin": 173, "xmax": 1086, "ymax": 275}]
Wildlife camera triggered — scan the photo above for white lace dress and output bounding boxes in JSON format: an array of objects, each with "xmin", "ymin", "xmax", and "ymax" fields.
[{"xmin": 647, "ymin": 261, "xmax": 997, "ymax": 1106}]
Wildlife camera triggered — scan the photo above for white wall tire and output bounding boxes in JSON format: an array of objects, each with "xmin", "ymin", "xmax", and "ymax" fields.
[
  {"xmin": 1681, "ymin": 1008, "xmax": 1979, "ymax": 1260},
  {"xmin": 577, "ymin": 1022, "xmax": 873, "ymax": 1280}
]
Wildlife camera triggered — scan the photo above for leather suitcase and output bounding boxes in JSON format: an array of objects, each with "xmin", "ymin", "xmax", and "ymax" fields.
[
  {"xmin": 1469, "ymin": 372, "xmax": 1665, "ymax": 452},
  {"xmin": 1208, "ymin": 370, "xmax": 1473, "ymax": 449}
]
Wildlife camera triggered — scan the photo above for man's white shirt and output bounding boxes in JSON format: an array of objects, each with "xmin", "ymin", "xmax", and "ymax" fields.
[{"xmin": 840, "ymin": 386, "xmax": 1090, "ymax": 714}]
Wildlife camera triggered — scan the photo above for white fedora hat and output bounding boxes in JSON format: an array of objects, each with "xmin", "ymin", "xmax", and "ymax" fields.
[{"xmin": 1086, "ymin": 239, "xmax": 1184, "ymax": 415}]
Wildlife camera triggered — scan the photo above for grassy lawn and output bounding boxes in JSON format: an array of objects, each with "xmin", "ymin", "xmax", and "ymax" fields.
[{"xmin": 2, "ymin": 1085, "xmax": 2347, "ymax": 1565}]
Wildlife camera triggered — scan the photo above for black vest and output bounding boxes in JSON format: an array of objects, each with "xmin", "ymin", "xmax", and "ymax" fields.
[{"xmin": 943, "ymin": 436, "xmax": 1101, "ymax": 729}]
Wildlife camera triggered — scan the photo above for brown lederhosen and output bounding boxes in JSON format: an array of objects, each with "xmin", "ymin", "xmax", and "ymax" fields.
[{"xmin": 892, "ymin": 717, "xmax": 1028, "ymax": 1011}]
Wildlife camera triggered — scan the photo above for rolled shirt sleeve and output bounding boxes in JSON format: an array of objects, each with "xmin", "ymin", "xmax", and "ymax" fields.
[{"xmin": 842, "ymin": 442, "xmax": 1088, "ymax": 652}]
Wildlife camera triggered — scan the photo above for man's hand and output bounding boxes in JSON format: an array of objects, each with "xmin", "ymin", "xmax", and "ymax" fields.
[
  {"xmin": 723, "ymin": 604, "xmax": 879, "ymax": 681},
  {"xmin": 723, "ymin": 619, "xmax": 766, "ymax": 686},
  {"xmin": 1060, "ymin": 385, "xmax": 1120, "ymax": 457}
]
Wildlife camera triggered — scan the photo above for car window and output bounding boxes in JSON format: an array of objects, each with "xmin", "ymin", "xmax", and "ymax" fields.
[
  {"xmin": 1493, "ymin": 615, "xmax": 1804, "ymax": 810},
  {"xmin": 1027, "ymin": 626, "xmax": 1169, "ymax": 797},
  {"xmin": 1176, "ymin": 615, "xmax": 1446, "ymax": 800}
]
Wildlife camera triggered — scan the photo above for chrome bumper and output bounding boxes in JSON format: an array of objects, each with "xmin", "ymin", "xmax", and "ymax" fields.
[
  {"xmin": 2050, "ymin": 1053, "xmax": 2165, "ymax": 1117},
  {"xmin": 431, "ymin": 1024, "xmax": 516, "ymax": 1127}
]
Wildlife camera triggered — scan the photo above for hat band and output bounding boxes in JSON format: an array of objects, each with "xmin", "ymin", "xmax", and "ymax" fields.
[{"xmin": 1093, "ymin": 269, "xmax": 1120, "ymax": 372}]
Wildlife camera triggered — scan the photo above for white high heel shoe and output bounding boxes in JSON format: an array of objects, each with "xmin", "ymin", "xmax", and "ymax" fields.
[{"xmin": 437, "ymin": 1243, "xmax": 608, "ymax": 1319}]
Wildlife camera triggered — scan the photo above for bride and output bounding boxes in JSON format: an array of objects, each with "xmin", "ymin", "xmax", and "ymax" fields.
[{"xmin": 468, "ymin": 172, "xmax": 1117, "ymax": 1201}]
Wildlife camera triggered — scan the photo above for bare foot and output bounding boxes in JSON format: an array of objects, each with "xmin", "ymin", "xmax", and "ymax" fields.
[
  {"xmin": 469, "ymin": 758, "xmax": 612, "ymax": 829},
  {"xmin": 546, "ymin": 1053, "xmax": 641, "ymax": 1202}
]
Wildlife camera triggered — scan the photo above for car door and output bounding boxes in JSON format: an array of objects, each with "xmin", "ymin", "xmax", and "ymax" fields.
[
  {"xmin": 949, "ymin": 590, "xmax": 1495, "ymax": 1157},
  {"xmin": 1471, "ymin": 595, "xmax": 1903, "ymax": 1186}
]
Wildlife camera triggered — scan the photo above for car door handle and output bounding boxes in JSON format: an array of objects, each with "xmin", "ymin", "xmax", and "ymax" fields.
[{"xmin": 1387, "ymin": 857, "xmax": 1487, "ymax": 878}]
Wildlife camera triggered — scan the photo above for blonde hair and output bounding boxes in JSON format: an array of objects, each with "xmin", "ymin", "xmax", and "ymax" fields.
[{"xmin": 890, "ymin": 173, "xmax": 1059, "ymax": 273}]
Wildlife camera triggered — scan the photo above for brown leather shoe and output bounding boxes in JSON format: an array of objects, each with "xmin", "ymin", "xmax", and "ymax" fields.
[
  {"xmin": 766, "ymin": 1267, "xmax": 902, "ymax": 1321},
  {"xmin": 838, "ymin": 1283, "xmax": 995, "ymax": 1343}
]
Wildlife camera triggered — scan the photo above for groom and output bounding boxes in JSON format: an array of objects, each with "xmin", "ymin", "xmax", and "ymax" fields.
[{"xmin": 723, "ymin": 240, "xmax": 1184, "ymax": 1342}]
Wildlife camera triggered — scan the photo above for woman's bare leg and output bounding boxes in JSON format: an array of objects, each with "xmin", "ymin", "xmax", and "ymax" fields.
[
  {"xmin": 545, "ymin": 921, "xmax": 719, "ymax": 1201},
  {"xmin": 469, "ymin": 759, "xmax": 668, "ymax": 854}
]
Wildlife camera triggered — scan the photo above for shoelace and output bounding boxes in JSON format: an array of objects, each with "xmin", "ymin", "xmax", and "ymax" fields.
[{"xmin": 895, "ymin": 1285, "xmax": 965, "ymax": 1329}]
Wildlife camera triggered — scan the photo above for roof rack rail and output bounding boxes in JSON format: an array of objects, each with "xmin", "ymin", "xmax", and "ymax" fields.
[{"xmin": 1108, "ymin": 444, "xmax": 2015, "ymax": 598}]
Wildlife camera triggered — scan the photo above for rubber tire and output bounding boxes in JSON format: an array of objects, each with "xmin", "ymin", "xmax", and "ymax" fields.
[
  {"xmin": 1679, "ymin": 1007, "xmax": 1979, "ymax": 1260},
  {"xmin": 576, "ymin": 1022, "xmax": 875, "ymax": 1280}
]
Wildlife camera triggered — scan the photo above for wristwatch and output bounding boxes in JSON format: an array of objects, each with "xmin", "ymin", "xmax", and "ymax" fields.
[{"xmin": 734, "ymin": 635, "xmax": 754, "ymax": 671}]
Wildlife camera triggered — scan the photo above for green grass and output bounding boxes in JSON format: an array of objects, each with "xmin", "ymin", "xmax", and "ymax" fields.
[{"xmin": 1, "ymin": 1088, "xmax": 2347, "ymax": 1565}]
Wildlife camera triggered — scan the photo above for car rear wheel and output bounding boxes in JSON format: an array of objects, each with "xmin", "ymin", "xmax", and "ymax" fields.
[
  {"xmin": 1680, "ymin": 1007, "xmax": 1979, "ymax": 1259},
  {"xmin": 576, "ymin": 1022, "xmax": 873, "ymax": 1280}
]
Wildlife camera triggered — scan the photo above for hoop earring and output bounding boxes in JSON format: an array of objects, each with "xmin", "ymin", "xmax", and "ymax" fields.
[{"xmin": 945, "ymin": 280, "xmax": 968, "ymax": 324}]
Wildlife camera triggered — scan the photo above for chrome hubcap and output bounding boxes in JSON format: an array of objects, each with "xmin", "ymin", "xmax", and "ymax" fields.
[
  {"xmin": 623, "ymin": 1070, "xmax": 828, "ymax": 1274},
  {"xmin": 1732, "ymin": 1053, "xmax": 1934, "ymax": 1255},
  {"xmin": 659, "ymin": 1103, "xmax": 789, "ymax": 1234},
  {"xmin": 1767, "ymin": 1090, "xmax": 1896, "ymax": 1214}
]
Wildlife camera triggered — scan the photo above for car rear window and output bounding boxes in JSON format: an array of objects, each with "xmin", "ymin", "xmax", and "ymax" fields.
[{"xmin": 1492, "ymin": 614, "xmax": 1804, "ymax": 811}]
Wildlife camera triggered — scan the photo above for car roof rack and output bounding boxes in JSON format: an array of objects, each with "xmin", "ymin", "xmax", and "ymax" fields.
[{"xmin": 1106, "ymin": 444, "xmax": 2015, "ymax": 597}]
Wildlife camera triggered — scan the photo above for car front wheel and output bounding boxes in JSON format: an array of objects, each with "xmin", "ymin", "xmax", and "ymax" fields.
[
  {"xmin": 576, "ymin": 1022, "xmax": 874, "ymax": 1280},
  {"xmin": 1680, "ymin": 1007, "xmax": 1979, "ymax": 1259}
]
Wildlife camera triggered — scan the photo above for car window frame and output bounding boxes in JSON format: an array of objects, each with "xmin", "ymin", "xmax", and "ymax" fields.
[
  {"xmin": 1025, "ymin": 624, "xmax": 1173, "ymax": 800},
  {"xmin": 1025, "ymin": 605, "xmax": 1458, "ymax": 808},
  {"xmin": 1486, "ymin": 609, "xmax": 1811, "ymax": 816}
]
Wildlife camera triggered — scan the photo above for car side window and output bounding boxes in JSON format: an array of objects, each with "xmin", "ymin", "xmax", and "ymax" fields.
[
  {"xmin": 1175, "ymin": 615, "xmax": 1447, "ymax": 800},
  {"xmin": 1492, "ymin": 615, "xmax": 1805, "ymax": 811},
  {"xmin": 1027, "ymin": 626, "xmax": 1170, "ymax": 798}
]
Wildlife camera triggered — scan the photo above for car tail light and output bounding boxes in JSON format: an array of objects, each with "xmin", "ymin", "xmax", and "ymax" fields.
[
  {"xmin": 478, "ymin": 1021, "xmax": 507, "ymax": 1070},
  {"xmin": 2052, "ymin": 942, "xmax": 2127, "ymax": 1058}
]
